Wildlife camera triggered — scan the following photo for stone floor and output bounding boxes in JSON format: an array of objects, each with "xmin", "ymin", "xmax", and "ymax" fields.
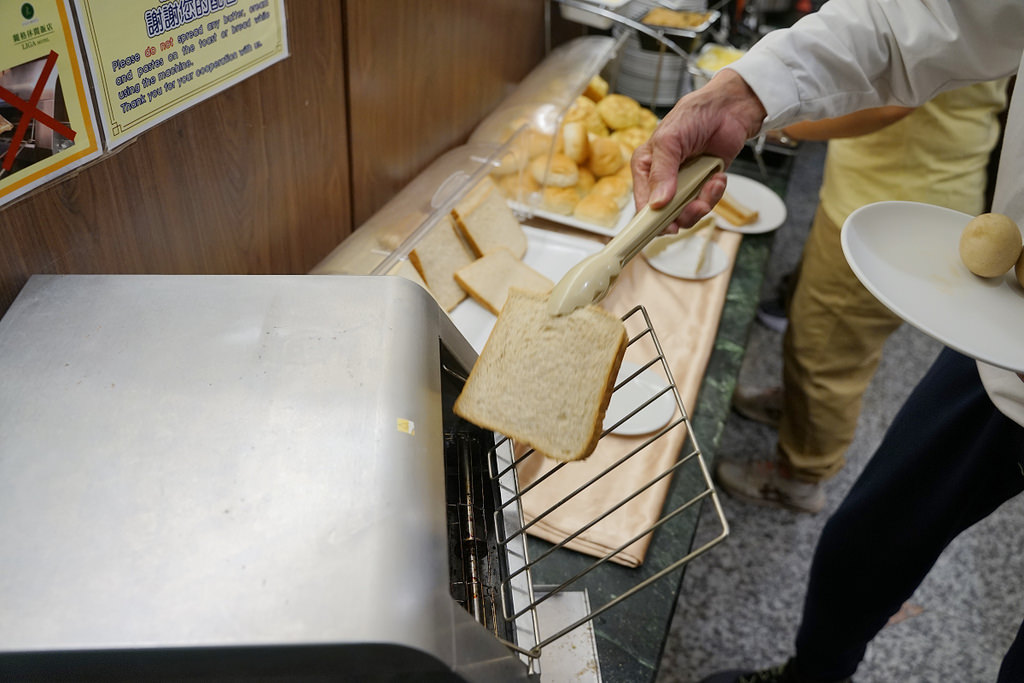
[{"xmin": 655, "ymin": 141, "xmax": 1024, "ymax": 683}]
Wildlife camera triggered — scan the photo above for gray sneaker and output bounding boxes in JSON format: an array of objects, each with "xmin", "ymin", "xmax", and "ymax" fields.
[
  {"xmin": 715, "ymin": 459, "xmax": 825, "ymax": 514},
  {"xmin": 731, "ymin": 385, "xmax": 784, "ymax": 429}
]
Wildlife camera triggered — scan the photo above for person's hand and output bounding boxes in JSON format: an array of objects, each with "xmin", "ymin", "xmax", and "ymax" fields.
[{"xmin": 631, "ymin": 69, "xmax": 767, "ymax": 233}]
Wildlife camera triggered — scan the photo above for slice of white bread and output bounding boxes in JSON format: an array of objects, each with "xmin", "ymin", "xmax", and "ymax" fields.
[
  {"xmin": 714, "ymin": 190, "xmax": 759, "ymax": 226},
  {"xmin": 454, "ymin": 248, "xmax": 554, "ymax": 315},
  {"xmin": 452, "ymin": 177, "xmax": 528, "ymax": 259},
  {"xmin": 454, "ymin": 288, "xmax": 627, "ymax": 462},
  {"xmin": 408, "ymin": 215, "xmax": 474, "ymax": 311}
]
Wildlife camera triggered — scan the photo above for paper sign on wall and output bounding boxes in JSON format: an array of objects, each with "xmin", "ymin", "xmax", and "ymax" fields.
[
  {"xmin": 73, "ymin": 0, "xmax": 288, "ymax": 149},
  {"xmin": 0, "ymin": 0, "xmax": 102, "ymax": 207}
]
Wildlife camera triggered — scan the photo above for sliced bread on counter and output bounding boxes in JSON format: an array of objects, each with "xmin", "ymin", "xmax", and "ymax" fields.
[
  {"xmin": 452, "ymin": 177, "xmax": 528, "ymax": 259},
  {"xmin": 408, "ymin": 215, "xmax": 475, "ymax": 312},
  {"xmin": 454, "ymin": 288, "xmax": 627, "ymax": 462},
  {"xmin": 454, "ymin": 248, "xmax": 554, "ymax": 315}
]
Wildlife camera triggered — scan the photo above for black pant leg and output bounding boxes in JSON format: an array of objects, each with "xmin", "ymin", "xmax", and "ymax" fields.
[{"xmin": 792, "ymin": 349, "xmax": 1024, "ymax": 681}]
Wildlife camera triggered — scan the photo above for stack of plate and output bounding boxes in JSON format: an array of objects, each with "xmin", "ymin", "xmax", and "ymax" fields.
[
  {"xmin": 611, "ymin": 1, "xmax": 711, "ymax": 107},
  {"xmin": 614, "ymin": 29, "xmax": 690, "ymax": 107}
]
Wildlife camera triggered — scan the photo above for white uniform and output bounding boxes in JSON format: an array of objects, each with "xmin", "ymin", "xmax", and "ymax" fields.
[{"xmin": 727, "ymin": 0, "xmax": 1024, "ymax": 426}]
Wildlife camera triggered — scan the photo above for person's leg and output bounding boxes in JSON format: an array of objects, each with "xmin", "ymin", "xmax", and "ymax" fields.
[
  {"xmin": 777, "ymin": 205, "xmax": 903, "ymax": 481},
  {"xmin": 792, "ymin": 349, "xmax": 1024, "ymax": 681}
]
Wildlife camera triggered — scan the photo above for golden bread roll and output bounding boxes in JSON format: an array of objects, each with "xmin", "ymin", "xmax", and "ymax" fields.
[
  {"xmin": 564, "ymin": 96, "xmax": 596, "ymax": 124},
  {"xmin": 530, "ymin": 152, "xmax": 579, "ymax": 188},
  {"xmin": 542, "ymin": 186, "xmax": 582, "ymax": 215},
  {"xmin": 583, "ymin": 74, "xmax": 609, "ymax": 102},
  {"xmin": 561, "ymin": 120, "xmax": 590, "ymax": 164},
  {"xmin": 714, "ymin": 190, "xmax": 759, "ymax": 226},
  {"xmin": 490, "ymin": 146, "xmax": 528, "ymax": 176},
  {"xmin": 573, "ymin": 192, "xmax": 620, "ymax": 228},
  {"xmin": 495, "ymin": 169, "xmax": 541, "ymax": 200},
  {"xmin": 590, "ymin": 176, "xmax": 631, "ymax": 210},
  {"xmin": 642, "ymin": 7, "xmax": 711, "ymax": 28},
  {"xmin": 596, "ymin": 94, "xmax": 642, "ymax": 131},
  {"xmin": 524, "ymin": 129, "xmax": 560, "ymax": 158},
  {"xmin": 959, "ymin": 212, "xmax": 1022, "ymax": 277},
  {"xmin": 637, "ymin": 107, "xmax": 659, "ymax": 132},
  {"xmin": 576, "ymin": 167, "xmax": 596, "ymax": 195},
  {"xmin": 613, "ymin": 163, "xmax": 634, "ymax": 190},
  {"xmin": 611, "ymin": 126, "xmax": 650, "ymax": 151},
  {"xmin": 1015, "ymin": 244, "xmax": 1024, "ymax": 288},
  {"xmin": 587, "ymin": 137, "xmax": 626, "ymax": 177}
]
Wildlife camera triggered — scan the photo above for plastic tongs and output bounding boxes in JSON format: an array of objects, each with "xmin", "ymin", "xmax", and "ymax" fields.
[{"xmin": 547, "ymin": 155, "xmax": 726, "ymax": 316}]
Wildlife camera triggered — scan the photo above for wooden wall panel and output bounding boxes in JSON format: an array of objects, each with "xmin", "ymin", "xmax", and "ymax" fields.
[
  {"xmin": 345, "ymin": 0, "xmax": 548, "ymax": 226},
  {"xmin": 0, "ymin": 0, "xmax": 349, "ymax": 316}
]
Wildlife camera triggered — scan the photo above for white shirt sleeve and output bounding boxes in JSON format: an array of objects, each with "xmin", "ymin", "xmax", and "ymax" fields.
[{"xmin": 728, "ymin": 0, "xmax": 1024, "ymax": 131}]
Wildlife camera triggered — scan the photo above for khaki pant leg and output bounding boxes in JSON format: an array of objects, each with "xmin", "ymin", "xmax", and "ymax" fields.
[{"xmin": 777, "ymin": 206, "xmax": 904, "ymax": 482}]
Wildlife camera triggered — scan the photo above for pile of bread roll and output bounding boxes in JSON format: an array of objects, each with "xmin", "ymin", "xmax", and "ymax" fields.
[{"xmin": 492, "ymin": 76, "xmax": 660, "ymax": 229}]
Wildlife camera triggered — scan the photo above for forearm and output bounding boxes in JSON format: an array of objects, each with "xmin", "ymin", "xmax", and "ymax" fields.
[{"xmin": 781, "ymin": 106, "xmax": 914, "ymax": 141}]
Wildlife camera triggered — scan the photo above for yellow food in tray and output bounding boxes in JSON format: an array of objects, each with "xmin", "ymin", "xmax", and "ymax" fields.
[{"xmin": 641, "ymin": 7, "xmax": 711, "ymax": 29}]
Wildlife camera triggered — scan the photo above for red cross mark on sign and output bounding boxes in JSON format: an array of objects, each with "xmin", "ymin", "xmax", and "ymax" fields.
[{"xmin": 0, "ymin": 51, "xmax": 77, "ymax": 172}]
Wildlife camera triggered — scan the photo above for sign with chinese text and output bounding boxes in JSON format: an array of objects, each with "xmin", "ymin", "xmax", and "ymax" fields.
[
  {"xmin": 73, "ymin": 0, "xmax": 288, "ymax": 148},
  {"xmin": 0, "ymin": 0, "xmax": 101, "ymax": 207}
]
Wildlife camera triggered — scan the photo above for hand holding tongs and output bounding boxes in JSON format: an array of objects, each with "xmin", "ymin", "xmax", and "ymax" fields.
[{"xmin": 547, "ymin": 155, "xmax": 726, "ymax": 316}]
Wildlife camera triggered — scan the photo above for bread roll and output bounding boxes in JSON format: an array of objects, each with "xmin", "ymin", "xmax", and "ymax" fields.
[
  {"xmin": 590, "ymin": 176, "xmax": 631, "ymax": 209},
  {"xmin": 611, "ymin": 126, "xmax": 649, "ymax": 151},
  {"xmin": 454, "ymin": 248, "xmax": 554, "ymax": 316},
  {"xmin": 959, "ymin": 212, "xmax": 1022, "ymax": 277},
  {"xmin": 530, "ymin": 153, "xmax": 579, "ymax": 188},
  {"xmin": 408, "ymin": 215, "xmax": 474, "ymax": 311},
  {"xmin": 596, "ymin": 94, "xmax": 642, "ymax": 131},
  {"xmin": 613, "ymin": 163, "xmax": 634, "ymax": 190},
  {"xmin": 637, "ymin": 107, "xmax": 659, "ymax": 132},
  {"xmin": 588, "ymin": 137, "xmax": 626, "ymax": 177},
  {"xmin": 576, "ymin": 167, "xmax": 596, "ymax": 195},
  {"xmin": 454, "ymin": 288, "xmax": 628, "ymax": 462},
  {"xmin": 496, "ymin": 168, "xmax": 541, "ymax": 201},
  {"xmin": 542, "ymin": 186, "xmax": 581, "ymax": 215},
  {"xmin": 490, "ymin": 146, "xmax": 528, "ymax": 176},
  {"xmin": 573, "ymin": 192, "xmax": 620, "ymax": 228},
  {"xmin": 583, "ymin": 74, "xmax": 609, "ymax": 102},
  {"xmin": 561, "ymin": 120, "xmax": 590, "ymax": 164}
]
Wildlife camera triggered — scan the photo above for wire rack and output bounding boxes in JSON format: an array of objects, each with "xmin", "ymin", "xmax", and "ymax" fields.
[{"xmin": 450, "ymin": 304, "xmax": 730, "ymax": 665}]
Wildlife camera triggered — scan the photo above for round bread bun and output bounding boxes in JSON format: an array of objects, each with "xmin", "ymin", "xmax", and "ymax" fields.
[
  {"xmin": 590, "ymin": 176, "xmax": 631, "ymax": 209},
  {"xmin": 959, "ymin": 212, "xmax": 1022, "ymax": 277},
  {"xmin": 573, "ymin": 192, "xmax": 620, "ymax": 228},
  {"xmin": 563, "ymin": 96, "xmax": 596, "ymax": 125},
  {"xmin": 611, "ymin": 126, "xmax": 649, "ymax": 151},
  {"xmin": 524, "ymin": 129, "xmax": 560, "ymax": 158},
  {"xmin": 1015, "ymin": 246, "xmax": 1024, "ymax": 288},
  {"xmin": 496, "ymin": 168, "xmax": 541, "ymax": 200},
  {"xmin": 596, "ymin": 94, "xmax": 642, "ymax": 131},
  {"xmin": 613, "ymin": 162, "xmax": 634, "ymax": 189},
  {"xmin": 637, "ymin": 107, "xmax": 659, "ymax": 132},
  {"xmin": 491, "ymin": 146, "xmax": 528, "ymax": 176},
  {"xmin": 530, "ymin": 152, "xmax": 579, "ymax": 188},
  {"xmin": 576, "ymin": 167, "xmax": 596, "ymax": 195},
  {"xmin": 588, "ymin": 137, "xmax": 626, "ymax": 177},
  {"xmin": 561, "ymin": 121, "xmax": 590, "ymax": 164},
  {"xmin": 542, "ymin": 186, "xmax": 581, "ymax": 215}
]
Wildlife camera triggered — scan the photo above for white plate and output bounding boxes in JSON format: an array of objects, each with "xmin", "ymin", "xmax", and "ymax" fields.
[
  {"xmin": 643, "ymin": 240, "xmax": 729, "ymax": 280},
  {"xmin": 510, "ymin": 199, "xmax": 637, "ymax": 238},
  {"xmin": 842, "ymin": 201, "xmax": 1024, "ymax": 373},
  {"xmin": 714, "ymin": 173, "xmax": 787, "ymax": 234},
  {"xmin": 449, "ymin": 226, "xmax": 603, "ymax": 354},
  {"xmin": 603, "ymin": 361, "xmax": 677, "ymax": 436}
]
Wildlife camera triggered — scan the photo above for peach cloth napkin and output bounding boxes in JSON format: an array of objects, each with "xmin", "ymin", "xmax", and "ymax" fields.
[{"xmin": 516, "ymin": 228, "xmax": 742, "ymax": 567}]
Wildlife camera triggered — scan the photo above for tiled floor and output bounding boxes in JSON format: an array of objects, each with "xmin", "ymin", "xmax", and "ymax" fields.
[{"xmin": 655, "ymin": 142, "xmax": 1024, "ymax": 683}]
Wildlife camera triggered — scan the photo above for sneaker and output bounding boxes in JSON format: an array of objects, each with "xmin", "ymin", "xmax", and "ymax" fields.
[
  {"xmin": 715, "ymin": 459, "xmax": 825, "ymax": 514},
  {"xmin": 732, "ymin": 385, "xmax": 784, "ymax": 428},
  {"xmin": 699, "ymin": 659, "xmax": 851, "ymax": 683},
  {"xmin": 756, "ymin": 297, "xmax": 788, "ymax": 333}
]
